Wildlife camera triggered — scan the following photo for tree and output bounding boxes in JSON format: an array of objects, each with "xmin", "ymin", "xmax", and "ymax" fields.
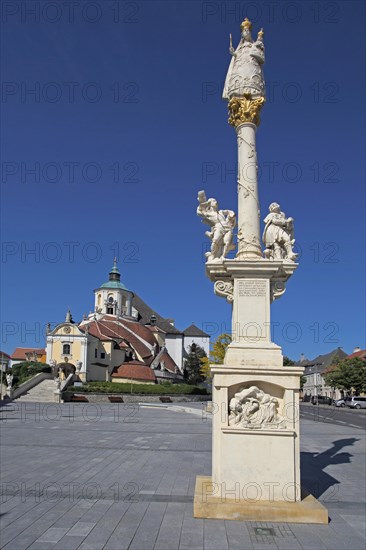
[
  {"xmin": 211, "ymin": 333, "xmax": 232, "ymax": 364},
  {"xmin": 184, "ymin": 343, "xmax": 207, "ymax": 385},
  {"xmin": 323, "ymin": 357, "xmax": 366, "ymax": 395},
  {"xmin": 283, "ymin": 356, "xmax": 295, "ymax": 366},
  {"xmin": 199, "ymin": 333, "xmax": 232, "ymax": 380},
  {"xmin": 199, "ymin": 356, "xmax": 211, "ymax": 379}
]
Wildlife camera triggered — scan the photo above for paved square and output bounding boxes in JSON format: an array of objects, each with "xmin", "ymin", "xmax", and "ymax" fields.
[{"xmin": 0, "ymin": 402, "xmax": 365, "ymax": 549}]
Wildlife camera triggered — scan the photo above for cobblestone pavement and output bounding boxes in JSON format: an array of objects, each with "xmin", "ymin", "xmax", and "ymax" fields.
[{"xmin": 0, "ymin": 402, "xmax": 365, "ymax": 549}]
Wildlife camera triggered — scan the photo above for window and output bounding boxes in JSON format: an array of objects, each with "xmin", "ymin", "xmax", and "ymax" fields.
[
  {"xmin": 94, "ymin": 348, "xmax": 98, "ymax": 358},
  {"xmin": 107, "ymin": 307, "xmax": 114, "ymax": 314},
  {"xmin": 97, "ymin": 294, "xmax": 102, "ymax": 306},
  {"xmin": 100, "ymin": 352, "xmax": 106, "ymax": 359},
  {"xmin": 63, "ymin": 344, "xmax": 71, "ymax": 355}
]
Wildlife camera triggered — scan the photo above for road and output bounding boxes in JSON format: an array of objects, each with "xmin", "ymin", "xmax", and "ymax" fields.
[{"xmin": 300, "ymin": 402, "xmax": 366, "ymax": 430}]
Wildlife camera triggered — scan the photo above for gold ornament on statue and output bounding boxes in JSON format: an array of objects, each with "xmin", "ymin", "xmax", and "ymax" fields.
[
  {"xmin": 240, "ymin": 18, "xmax": 252, "ymax": 31},
  {"xmin": 228, "ymin": 95, "xmax": 265, "ymax": 128}
]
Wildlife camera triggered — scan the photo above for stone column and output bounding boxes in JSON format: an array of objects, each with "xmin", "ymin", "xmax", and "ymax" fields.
[
  {"xmin": 228, "ymin": 96, "xmax": 265, "ymax": 260},
  {"xmin": 236, "ymin": 123, "xmax": 261, "ymax": 259}
]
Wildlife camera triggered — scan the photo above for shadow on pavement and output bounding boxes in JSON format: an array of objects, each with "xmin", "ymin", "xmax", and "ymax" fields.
[{"xmin": 301, "ymin": 437, "xmax": 360, "ymax": 499}]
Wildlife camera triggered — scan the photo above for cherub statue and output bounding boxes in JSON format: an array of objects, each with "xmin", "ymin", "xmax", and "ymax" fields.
[
  {"xmin": 223, "ymin": 18, "xmax": 265, "ymax": 100},
  {"xmin": 75, "ymin": 360, "xmax": 82, "ymax": 372},
  {"xmin": 262, "ymin": 203, "xmax": 297, "ymax": 261},
  {"xmin": 197, "ymin": 190, "xmax": 236, "ymax": 263}
]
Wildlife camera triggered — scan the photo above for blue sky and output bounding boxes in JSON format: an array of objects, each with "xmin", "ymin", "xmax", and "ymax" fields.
[{"xmin": 1, "ymin": 0, "xmax": 365, "ymax": 361}]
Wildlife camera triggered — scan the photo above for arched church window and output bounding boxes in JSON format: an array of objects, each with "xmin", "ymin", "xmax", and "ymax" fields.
[
  {"xmin": 63, "ymin": 344, "xmax": 71, "ymax": 355},
  {"xmin": 97, "ymin": 294, "xmax": 102, "ymax": 306},
  {"xmin": 122, "ymin": 295, "xmax": 126, "ymax": 306}
]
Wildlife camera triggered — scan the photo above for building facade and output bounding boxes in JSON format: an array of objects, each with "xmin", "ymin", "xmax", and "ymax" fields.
[
  {"xmin": 298, "ymin": 347, "xmax": 347, "ymax": 401},
  {"xmin": 46, "ymin": 261, "xmax": 209, "ymax": 384}
]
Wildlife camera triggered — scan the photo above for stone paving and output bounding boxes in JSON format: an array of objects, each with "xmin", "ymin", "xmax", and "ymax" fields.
[{"xmin": 0, "ymin": 401, "xmax": 365, "ymax": 549}]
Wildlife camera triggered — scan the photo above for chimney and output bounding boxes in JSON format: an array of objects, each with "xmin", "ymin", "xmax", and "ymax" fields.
[
  {"xmin": 300, "ymin": 353, "xmax": 307, "ymax": 363},
  {"xmin": 353, "ymin": 346, "xmax": 361, "ymax": 353}
]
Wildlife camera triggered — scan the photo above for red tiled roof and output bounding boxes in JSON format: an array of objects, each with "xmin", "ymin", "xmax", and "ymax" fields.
[
  {"xmin": 118, "ymin": 341, "xmax": 129, "ymax": 349},
  {"xmin": 0, "ymin": 351, "xmax": 11, "ymax": 359},
  {"xmin": 80, "ymin": 319, "xmax": 154, "ymax": 360},
  {"xmin": 102, "ymin": 316, "xmax": 156, "ymax": 345},
  {"xmin": 112, "ymin": 362, "xmax": 156, "ymax": 382},
  {"xmin": 348, "ymin": 350, "xmax": 366, "ymax": 360},
  {"xmin": 159, "ymin": 351, "xmax": 177, "ymax": 373},
  {"xmin": 78, "ymin": 315, "xmax": 179, "ymax": 374},
  {"xmin": 11, "ymin": 348, "xmax": 46, "ymax": 360}
]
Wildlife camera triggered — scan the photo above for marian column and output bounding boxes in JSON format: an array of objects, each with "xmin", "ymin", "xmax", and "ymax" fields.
[
  {"xmin": 194, "ymin": 19, "xmax": 327, "ymax": 523},
  {"xmin": 224, "ymin": 19, "xmax": 265, "ymax": 260}
]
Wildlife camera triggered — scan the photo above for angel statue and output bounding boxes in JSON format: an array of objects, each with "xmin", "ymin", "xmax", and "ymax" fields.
[
  {"xmin": 262, "ymin": 203, "xmax": 297, "ymax": 261},
  {"xmin": 197, "ymin": 191, "xmax": 236, "ymax": 263}
]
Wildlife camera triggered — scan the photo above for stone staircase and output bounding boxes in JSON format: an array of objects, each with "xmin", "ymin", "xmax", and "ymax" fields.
[{"xmin": 16, "ymin": 379, "xmax": 58, "ymax": 403}]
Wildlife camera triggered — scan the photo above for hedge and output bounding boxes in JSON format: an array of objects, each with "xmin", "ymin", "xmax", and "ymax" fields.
[
  {"xmin": 67, "ymin": 382, "xmax": 208, "ymax": 395},
  {"xmin": 6, "ymin": 362, "xmax": 52, "ymax": 388}
]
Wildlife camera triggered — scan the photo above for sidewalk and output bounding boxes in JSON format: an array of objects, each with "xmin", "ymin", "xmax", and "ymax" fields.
[{"xmin": 0, "ymin": 402, "xmax": 365, "ymax": 549}]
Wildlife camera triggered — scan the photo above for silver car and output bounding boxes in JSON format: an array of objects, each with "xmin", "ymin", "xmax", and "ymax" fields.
[
  {"xmin": 334, "ymin": 398, "xmax": 347, "ymax": 407},
  {"xmin": 347, "ymin": 396, "xmax": 366, "ymax": 409}
]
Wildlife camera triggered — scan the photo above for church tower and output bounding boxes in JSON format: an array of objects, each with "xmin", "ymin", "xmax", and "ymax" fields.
[{"xmin": 94, "ymin": 259, "xmax": 133, "ymax": 317}]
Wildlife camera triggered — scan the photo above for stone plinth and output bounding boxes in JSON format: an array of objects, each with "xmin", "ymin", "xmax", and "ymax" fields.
[
  {"xmin": 194, "ymin": 476, "xmax": 328, "ymax": 524},
  {"xmin": 193, "ymin": 361, "xmax": 328, "ymax": 523}
]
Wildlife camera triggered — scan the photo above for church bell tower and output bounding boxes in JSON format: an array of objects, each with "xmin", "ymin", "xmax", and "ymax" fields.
[{"xmin": 94, "ymin": 259, "xmax": 133, "ymax": 317}]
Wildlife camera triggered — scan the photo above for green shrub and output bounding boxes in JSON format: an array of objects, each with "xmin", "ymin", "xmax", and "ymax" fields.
[
  {"xmin": 8, "ymin": 362, "xmax": 51, "ymax": 388},
  {"xmin": 67, "ymin": 382, "xmax": 208, "ymax": 395}
]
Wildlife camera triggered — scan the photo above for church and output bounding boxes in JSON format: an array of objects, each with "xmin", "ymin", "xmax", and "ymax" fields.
[{"xmin": 46, "ymin": 260, "xmax": 210, "ymax": 384}]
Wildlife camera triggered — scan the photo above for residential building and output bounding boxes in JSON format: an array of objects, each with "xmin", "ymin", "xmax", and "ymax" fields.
[
  {"xmin": 348, "ymin": 347, "xmax": 366, "ymax": 361},
  {"xmin": 11, "ymin": 348, "xmax": 46, "ymax": 368},
  {"xmin": 297, "ymin": 347, "xmax": 348, "ymax": 401}
]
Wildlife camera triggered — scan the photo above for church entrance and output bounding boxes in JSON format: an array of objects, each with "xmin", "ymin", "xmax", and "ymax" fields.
[{"xmin": 57, "ymin": 362, "xmax": 76, "ymax": 380}]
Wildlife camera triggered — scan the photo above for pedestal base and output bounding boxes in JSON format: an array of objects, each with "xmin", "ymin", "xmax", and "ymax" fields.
[{"xmin": 194, "ymin": 476, "xmax": 328, "ymax": 524}]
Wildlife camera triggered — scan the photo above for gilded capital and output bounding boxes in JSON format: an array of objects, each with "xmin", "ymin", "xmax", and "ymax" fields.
[{"xmin": 228, "ymin": 95, "xmax": 265, "ymax": 128}]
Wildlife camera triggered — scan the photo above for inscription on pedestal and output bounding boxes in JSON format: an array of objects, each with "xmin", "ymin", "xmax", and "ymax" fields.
[{"xmin": 238, "ymin": 280, "xmax": 266, "ymax": 297}]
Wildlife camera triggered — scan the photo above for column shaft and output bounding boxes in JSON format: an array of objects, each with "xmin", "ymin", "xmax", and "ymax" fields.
[{"xmin": 236, "ymin": 123, "xmax": 262, "ymax": 260}]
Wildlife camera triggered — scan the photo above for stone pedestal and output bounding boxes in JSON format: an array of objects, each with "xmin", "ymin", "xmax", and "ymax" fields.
[
  {"xmin": 210, "ymin": 365, "xmax": 303, "ymax": 503},
  {"xmin": 193, "ymin": 258, "xmax": 328, "ymax": 523}
]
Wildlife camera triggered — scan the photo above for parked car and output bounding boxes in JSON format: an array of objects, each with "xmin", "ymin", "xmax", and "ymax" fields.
[
  {"xmin": 311, "ymin": 395, "xmax": 332, "ymax": 405},
  {"xmin": 346, "ymin": 396, "xmax": 366, "ymax": 409},
  {"xmin": 333, "ymin": 398, "xmax": 346, "ymax": 407}
]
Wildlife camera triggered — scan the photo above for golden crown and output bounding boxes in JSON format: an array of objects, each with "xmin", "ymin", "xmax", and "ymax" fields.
[{"xmin": 240, "ymin": 18, "xmax": 252, "ymax": 31}]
